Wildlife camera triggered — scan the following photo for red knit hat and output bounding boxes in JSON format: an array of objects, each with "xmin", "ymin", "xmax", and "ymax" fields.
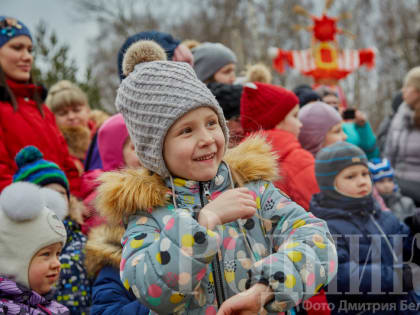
[{"xmin": 240, "ymin": 82, "xmax": 299, "ymax": 132}]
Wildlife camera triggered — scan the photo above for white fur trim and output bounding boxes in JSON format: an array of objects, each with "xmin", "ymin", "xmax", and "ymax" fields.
[
  {"xmin": 41, "ymin": 188, "xmax": 69, "ymax": 220},
  {"xmin": 0, "ymin": 182, "xmax": 44, "ymax": 221}
]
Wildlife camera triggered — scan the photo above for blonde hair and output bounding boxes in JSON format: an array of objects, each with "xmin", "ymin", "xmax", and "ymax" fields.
[
  {"xmin": 404, "ymin": 66, "xmax": 420, "ymax": 91},
  {"xmin": 89, "ymin": 109, "xmax": 110, "ymax": 128},
  {"xmin": 181, "ymin": 39, "xmax": 200, "ymax": 51},
  {"xmin": 46, "ymin": 80, "xmax": 89, "ymax": 113}
]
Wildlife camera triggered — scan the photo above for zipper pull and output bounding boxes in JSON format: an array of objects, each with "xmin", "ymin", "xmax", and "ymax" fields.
[{"xmin": 203, "ymin": 182, "xmax": 212, "ymax": 202}]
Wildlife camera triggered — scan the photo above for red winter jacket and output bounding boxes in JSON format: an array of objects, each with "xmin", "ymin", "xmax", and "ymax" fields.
[
  {"xmin": 264, "ymin": 129, "xmax": 329, "ymax": 315},
  {"xmin": 0, "ymin": 80, "xmax": 81, "ymax": 195},
  {"xmin": 264, "ymin": 129, "xmax": 319, "ymax": 210}
]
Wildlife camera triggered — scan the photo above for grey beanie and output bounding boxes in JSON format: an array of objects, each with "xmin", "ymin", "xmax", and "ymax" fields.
[
  {"xmin": 192, "ymin": 42, "xmax": 237, "ymax": 82},
  {"xmin": 116, "ymin": 40, "xmax": 229, "ymax": 178},
  {"xmin": 315, "ymin": 141, "xmax": 368, "ymax": 196},
  {"xmin": 0, "ymin": 182, "xmax": 67, "ymax": 288}
]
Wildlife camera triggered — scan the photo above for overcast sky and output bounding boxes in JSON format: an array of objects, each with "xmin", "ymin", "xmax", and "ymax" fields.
[{"xmin": 3, "ymin": 0, "xmax": 98, "ymax": 78}]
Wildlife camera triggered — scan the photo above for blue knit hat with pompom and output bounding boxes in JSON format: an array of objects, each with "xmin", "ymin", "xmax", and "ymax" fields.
[{"xmin": 13, "ymin": 146, "xmax": 70, "ymax": 197}]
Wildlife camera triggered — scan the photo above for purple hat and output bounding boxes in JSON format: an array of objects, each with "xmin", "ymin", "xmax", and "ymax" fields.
[{"xmin": 298, "ymin": 101, "xmax": 342, "ymax": 156}]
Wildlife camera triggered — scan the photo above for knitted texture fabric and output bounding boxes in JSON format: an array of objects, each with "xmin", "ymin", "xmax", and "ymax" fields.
[
  {"xmin": 368, "ymin": 157, "xmax": 394, "ymax": 183},
  {"xmin": 13, "ymin": 146, "xmax": 70, "ymax": 197},
  {"xmin": 207, "ymin": 82, "xmax": 243, "ymax": 120},
  {"xmin": 116, "ymin": 52, "xmax": 229, "ymax": 178},
  {"xmin": 0, "ymin": 16, "xmax": 32, "ymax": 48},
  {"xmin": 315, "ymin": 141, "xmax": 368, "ymax": 195},
  {"xmin": 192, "ymin": 42, "xmax": 237, "ymax": 82},
  {"xmin": 298, "ymin": 101, "xmax": 343, "ymax": 156},
  {"xmin": 240, "ymin": 82, "xmax": 299, "ymax": 132}
]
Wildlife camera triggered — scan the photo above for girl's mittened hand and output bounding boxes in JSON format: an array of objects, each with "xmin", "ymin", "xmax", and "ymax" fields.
[
  {"xmin": 198, "ymin": 187, "xmax": 257, "ymax": 230},
  {"xmin": 216, "ymin": 283, "xmax": 273, "ymax": 315}
]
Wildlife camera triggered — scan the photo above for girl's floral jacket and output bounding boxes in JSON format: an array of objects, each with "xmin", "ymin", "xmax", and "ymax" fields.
[{"xmin": 97, "ymin": 135, "xmax": 338, "ymax": 314}]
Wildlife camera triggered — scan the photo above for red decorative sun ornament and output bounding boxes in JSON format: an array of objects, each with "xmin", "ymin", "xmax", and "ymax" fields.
[{"xmin": 312, "ymin": 15, "xmax": 338, "ymax": 42}]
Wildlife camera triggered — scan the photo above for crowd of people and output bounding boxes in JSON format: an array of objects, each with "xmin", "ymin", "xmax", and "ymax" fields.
[{"xmin": 1, "ymin": 15, "xmax": 420, "ymax": 315}]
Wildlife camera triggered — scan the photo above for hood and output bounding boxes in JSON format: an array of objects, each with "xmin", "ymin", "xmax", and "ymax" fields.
[
  {"xmin": 84, "ymin": 224, "xmax": 125, "ymax": 276},
  {"xmin": 97, "ymin": 114, "xmax": 129, "ymax": 171},
  {"xmin": 96, "ymin": 134, "xmax": 279, "ymax": 225},
  {"xmin": 310, "ymin": 192, "xmax": 377, "ymax": 220}
]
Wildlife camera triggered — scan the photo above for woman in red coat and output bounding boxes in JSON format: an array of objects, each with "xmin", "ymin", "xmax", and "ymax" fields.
[{"xmin": 0, "ymin": 16, "xmax": 80, "ymax": 194}]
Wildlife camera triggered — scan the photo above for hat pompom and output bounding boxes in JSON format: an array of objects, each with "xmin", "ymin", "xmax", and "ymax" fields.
[
  {"xmin": 0, "ymin": 182, "xmax": 44, "ymax": 221},
  {"xmin": 15, "ymin": 146, "xmax": 43, "ymax": 168},
  {"xmin": 41, "ymin": 188, "xmax": 68, "ymax": 220},
  {"xmin": 246, "ymin": 63, "xmax": 272, "ymax": 84},
  {"xmin": 123, "ymin": 40, "xmax": 167, "ymax": 76}
]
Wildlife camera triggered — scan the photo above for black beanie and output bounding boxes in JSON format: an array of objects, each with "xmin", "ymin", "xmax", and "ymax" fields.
[{"xmin": 207, "ymin": 82, "xmax": 243, "ymax": 120}]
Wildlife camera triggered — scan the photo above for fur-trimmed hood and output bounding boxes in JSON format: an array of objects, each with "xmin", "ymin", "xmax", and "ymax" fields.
[
  {"xmin": 84, "ymin": 224, "xmax": 125, "ymax": 276},
  {"xmin": 96, "ymin": 134, "xmax": 279, "ymax": 225}
]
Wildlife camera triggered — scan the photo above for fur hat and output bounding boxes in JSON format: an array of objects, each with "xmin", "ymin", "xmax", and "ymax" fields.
[
  {"xmin": 315, "ymin": 142, "xmax": 368, "ymax": 198},
  {"xmin": 13, "ymin": 146, "xmax": 70, "ymax": 198},
  {"xmin": 240, "ymin": 82, "xmax": 299, "ymax": 132},
  {"xmin": 0, "ymin": 16, "xmax": 32, "ymax": 48},
  {"xmin": 118, "ymin": 31, "xmax": 181, "ymax": 81},
  {"xmin": 0, "ymin": 182, "xmax": 67, "ymax": 288},
  {"xmin": 368, "ymin": 158, "xmax": 394, "ymax": 183},
  {"xmin": 298, "ymin": 101, "xmax": 343, "ymax": 156},
  {"xmin": 192, "ymin": 42, "xmax": 237, "ymax": 82},
  {"xmin": 207, "ymin": 82, "xmax": 243, "ymax": 120},
  {"xmin": 115, "ymin": 40, "xmax": 229, "ymax": 178}
]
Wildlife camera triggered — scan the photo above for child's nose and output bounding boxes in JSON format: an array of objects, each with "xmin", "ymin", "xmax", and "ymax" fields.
[
  {"xmin": 199, "ymin": 130, "xmax": 214, "ymax": 145},
  {"xmin": 51, "ymin": 257, "xmax": 61, "ymax": 269}
]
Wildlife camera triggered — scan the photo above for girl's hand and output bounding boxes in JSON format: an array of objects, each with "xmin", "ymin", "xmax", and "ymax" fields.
[
  {"xmin": 354, "ymin": 110, "xmax": 367, "ymax": 126},
  {"xmin": 198, "ymin": 187, "xmax": 256, "ymax": 230},
  {"xmin": 216, "ymin": 283, "xmax": 273, "ymax": 315}
]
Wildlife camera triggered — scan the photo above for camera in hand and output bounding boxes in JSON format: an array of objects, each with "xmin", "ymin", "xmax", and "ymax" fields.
[{"xmin": 342, "ymin": 108, "xmax": 356, "ymax": 120}]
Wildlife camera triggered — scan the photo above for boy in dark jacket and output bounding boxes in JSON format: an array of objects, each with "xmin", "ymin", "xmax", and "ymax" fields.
[{"xmin": 310, "ymin": 141, "xmax": 420, "ymax": 315}]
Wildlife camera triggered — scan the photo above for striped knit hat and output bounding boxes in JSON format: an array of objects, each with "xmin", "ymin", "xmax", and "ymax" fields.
[
  {"xmin": 368, "ymin": 158, "xmax": 394, "ymax": 183},
  {"xmin": 315, "ymin": 142, "xmax": 368, "ymax": 197},
  {"xmin": 13, "ymin": 146, "xmax": 70, "ymax": 197},
  {"xmin": 116, "ymin": 40, "xmax": 229, "ymax": 178}
]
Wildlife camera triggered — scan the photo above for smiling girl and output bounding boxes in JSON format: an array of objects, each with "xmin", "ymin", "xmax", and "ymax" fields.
[{"xmin": 96, "ymin": 40, "xmax": 337, "ymax": 314}]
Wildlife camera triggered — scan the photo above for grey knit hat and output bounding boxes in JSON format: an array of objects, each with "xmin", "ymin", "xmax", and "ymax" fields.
[
  {"xmin": 116, "ymin": 40, "xmax": 229, "ymax": 178},
  {"xmin": 192, "ymin": 42, "xmax": 237, "ymax": 82},
  {"xmin": 315, "ymin": 141, "xmax": 368, "ymax": 196}
]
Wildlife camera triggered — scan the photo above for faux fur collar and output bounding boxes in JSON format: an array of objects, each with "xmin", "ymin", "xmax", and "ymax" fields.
[
  {"xmin": 84, "ymin": 224, "xmax": 125, "ymax": 276},
  {"xmin": 96, "ymin": 134, "xmax": 279, "ymax": 225}
]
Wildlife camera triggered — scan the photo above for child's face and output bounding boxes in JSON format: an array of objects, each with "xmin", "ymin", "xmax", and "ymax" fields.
[
  {"xmin": 54, "ymin": 103, "xmax": 90, "ymax": 128},
  {"xmin": 123, "ymin": 138, "xmax": 141, "ymax": 168},
  {"xmin": 164, "ymin": 107, "xmax": 225, "ymax": 181},
  {"xmin": 374, "ymin": 177, "xmax": 395, "ymax": 195},
  {"xmin": 335, "ymin": 164, "xmax": 372, "ymax": 198},
  {"xmin": 213, "ymin": 63, "xmax": 236, "ymax": 84},
  {"xmin": 275, "ymin": 105, "xmax": 302, "ymax": 137},
  {"xmin": 322, "ymin": 122, "xmax": 347, "ymax": 148},
  {"xmin": 402, "ymin": 84, "xmax": 420, "ymax": 109},
  {"xmin": 28, "ymin": 242, "xmax": 62, "ymax": 295}
]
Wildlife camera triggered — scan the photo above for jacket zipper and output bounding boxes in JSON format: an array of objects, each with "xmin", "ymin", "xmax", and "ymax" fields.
[{"xmin": 199, "ymin": 181, "xmax": 226, "ymax": 308}]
